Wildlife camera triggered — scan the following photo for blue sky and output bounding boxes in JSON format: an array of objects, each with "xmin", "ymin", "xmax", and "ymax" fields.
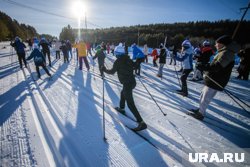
[{"xmin": 0, "ymin": 0, "xmax": 249, "ymax": 37}]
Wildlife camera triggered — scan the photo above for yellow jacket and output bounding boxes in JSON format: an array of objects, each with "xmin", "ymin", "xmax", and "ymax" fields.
[{"xmin": 73, "ymin": 42, "xmax": 87, "ymax": 57}]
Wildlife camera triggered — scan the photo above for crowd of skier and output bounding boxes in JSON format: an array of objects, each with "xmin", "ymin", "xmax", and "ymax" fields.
[{"xmin": 8, "ymin": 34, "xmax": 250, "ymax": 131}]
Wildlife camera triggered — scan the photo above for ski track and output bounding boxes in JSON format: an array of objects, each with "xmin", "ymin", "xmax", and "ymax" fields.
[{"xmin": 1, "ymin": 44, "xmax": 250, "ymax": 167}]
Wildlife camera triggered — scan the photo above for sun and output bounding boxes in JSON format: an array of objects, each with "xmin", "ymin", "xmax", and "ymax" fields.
[{"xmin": 71, "ymin": 1, "xmax": 86, "ymax": 18}]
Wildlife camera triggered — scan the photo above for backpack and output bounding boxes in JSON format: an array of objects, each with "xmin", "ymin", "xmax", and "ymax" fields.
[{"xmin": 34, "ymin": 56, "xmax": 44, "ymax": 65}]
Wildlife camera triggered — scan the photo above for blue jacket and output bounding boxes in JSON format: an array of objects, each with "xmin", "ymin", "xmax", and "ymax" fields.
[
  {"xmin": 132, "ymin": 45, "xmax": 145, "ymax": 60},
  {"xmin": 175, "ymin": 47, "xmax": 193, "ymax": 70},
  {"xmin": 10, "ymin": 40, "xmax": 26, "ymax": 54},
  {"xmin": 27, "ymin": 48, "xmax": 45, "ymax": 66}
]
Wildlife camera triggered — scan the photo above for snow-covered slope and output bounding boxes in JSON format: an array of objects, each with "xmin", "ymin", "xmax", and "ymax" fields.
[{"xmin": 1, "ymin": 42, "xmax": 249, "ymax": 167}]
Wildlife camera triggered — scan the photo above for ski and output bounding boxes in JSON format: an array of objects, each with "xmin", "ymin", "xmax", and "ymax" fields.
[
  {"xmin": 106, "ymin": 105, "xmax": 159, "ymax": 150},
  {"xmin": 124, "ymin": 125, "xmax": 158, "ymax": 149}
]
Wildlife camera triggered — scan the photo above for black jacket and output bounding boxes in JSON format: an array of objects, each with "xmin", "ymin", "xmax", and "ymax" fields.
[
  {"xmin": 39, "ymin": 39, "xmax": 51, "ymax": 52},
  {"xmin": 103, "ymin": 55, "xmax": 136, "ymax": 85},
  {"xmin": 93, "ymin": 49, "xmax": 106, "ymax": 66},
  {"xmin": 10, "ymin": 40, "xmax": 26, "ymax": 53},
  {"xmin": 159, "ymin": 48, "xmax": 166, "ymax": 64}
]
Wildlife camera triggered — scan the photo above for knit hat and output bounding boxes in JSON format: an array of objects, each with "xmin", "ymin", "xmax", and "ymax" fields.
[
  {"xmin": 114, "ymin": 43, "xmax": 125, "ymax": 57},
  {"xmin": 203, "ymin": 40, "xmax": 210, "ymax": 46},
  {"xmin": 216, "ymin": 35, "xmax": 232, "ymax": 46},
  {"xmin": 182, "ymin": 40, "xmax": 191, "ymax": 48}
]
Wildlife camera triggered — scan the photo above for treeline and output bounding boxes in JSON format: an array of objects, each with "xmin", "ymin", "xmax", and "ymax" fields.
[
  {"xmin": 0, "ymin": 11, "xmax": 38, "ymax": 41},
  {"xmin": 60, "ymin": 20, "xmax": 249, "ymax": 48}
]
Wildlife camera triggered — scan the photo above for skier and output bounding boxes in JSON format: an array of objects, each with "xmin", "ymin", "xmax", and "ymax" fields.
[
  {"xmin": 73, "ymin": 40, "xmax": 90, "ymax": 71},
  {"xmin": 92, "ymin": 43, "xmax": 106, "ymax": 77},
  {"xmin": 54, "ymin": 40, "xmax": 61, "ymax": 59},
  {"xmin": 236, "ymin": 47, "xmax": 250, "ymax": 80},
  {"xmin": 38, "ymin": 37, "xmax": 52, "ymax": 67},
  {"xmin": 189, "ymin": 35, "xmax": 239, "ymax": 120},
  {"xmin": 10, "ymin": 37, "xmax": 27, "ymax": 68},
  {"xmin": 27, "ymin": 38, "xmax": 33, "ymax": 51},
  {"xmin": 169, "ymin": 45, "xmax": 177, "ymax": 65},
  {"xmin": 26, "ymin": 44, "xmax": 51, "ymax": 79},
  {"xmin": 157, "ymin": 44, "xmax": 167, "ymax": 78},
  {"xmin": 102, "ymin": 43, "xmax": 147, "ymax": 131},
  {"xmin": 175, "ymin": 39, "xmax": 193, "ymax": 97},
  {"xmin": 190, "ymin": 46, "xmax": 202, "ymax": 81},
  {"xmin": 143, "ymin": 44, "xmax": 149, "ymax": 63},
  {"xmin": 151, "ymin": 48, "xmax": 159, "ymax": 67},
  {"xmin": 132, "ymin": 44, "xmax": 145, "ymax": 76},
  {"xmin": 60, "ymin": 41, "xmax": 69, "ymax": 63},
  {"xmin": 86, "ymin": 41, "xmax": 92, "ymax": 57},
  {"xmin": 66, "ymin": 40, "xmax": 73, "ymax": 60},
  {"xmin": 191, "ymin": 41, "xmax": 214, "ymax": 81}
]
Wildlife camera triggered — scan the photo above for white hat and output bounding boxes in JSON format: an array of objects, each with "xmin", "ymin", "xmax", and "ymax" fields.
[
  {"xmin": 182, "ymin": 40, "xmax": 191, "ymax": 48},
  {"xmin": 114, "ymin": 43, "xmax": 125, "ymax": 57}
]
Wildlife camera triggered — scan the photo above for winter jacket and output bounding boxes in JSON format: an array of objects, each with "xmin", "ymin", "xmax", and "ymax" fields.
[
  {"xmin": 198, "ymin": 46, "xmax": 214, "ymax": 64},
  {"xmin": 73, "ymin": 42, "xmax": 87, "ymax": 57},
  {"xmin": 60, "ymin": 43, "xmax": 68, "ymax": 55},
  {"xmin": 143, "ymin": 45, "xmax": 148, "ymax": 55},
  {"xmin": 203, "ymin": 42, "xmax": 239, "ymax": 91},
  {"xmin": 132, "ymin": 45, "xmax": 145, "ymax": 60},
  {"xmin": 103, "ymin": 55, "xmax": 136, "ymax": 85},
  {"xmin": 159, "ymin": 48, "xmax": 167, "ymax": 64},
  {"xmin": 151, "ymin": 49, "xmax": 159, "ymax": 60},
  {"xmin": 26, "ymin": 48, "xmax": 45, "ymax": 66},
  {"xmin": 10, "ymin": 40, "xmax": 26, "ymax": 54},
  {"xmin": 175, "ymin": 47, "xmax": 193, "ymax": 70},
  {"xmin": 93, "ymin": 49, "xmax": 106, "ymax": 66},
  {"xmin": 39, "ymin": 39, "xmax": 51, "ymax": 52},
  {"xmin": 66, "ymin": 41, "xmax": 72, "ymax": 50}
]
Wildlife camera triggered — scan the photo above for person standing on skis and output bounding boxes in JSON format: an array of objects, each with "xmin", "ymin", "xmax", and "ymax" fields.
[
  {"xmin": 175, "ymin": 39, "xmax": 193, "ymax": 97},
  {"xmin": 38, "ymin": 37, "xmax": 52, "ymax": 67},
  {"xmin": 10, "ymin": 37, "xmax": 27, "ymax": 68},
  {"xmin": 92, "ymin": 43, "xmax": 106, "ymax": 77},
  {"xmin": 26, "ymin": 44, "xmax": 51, "ymax": 79},
  {"xmin": 189, "ymin": 35, "xmax": 239, "ymax": 120},
  {"xmin": 102, "ymin": 43, "xmax": 147, "ymax": 131}
]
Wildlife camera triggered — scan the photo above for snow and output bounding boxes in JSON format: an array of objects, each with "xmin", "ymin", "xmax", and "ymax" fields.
[{"xmin": 0, "ymin": 41, "xmax": 250, "ymax": 167}]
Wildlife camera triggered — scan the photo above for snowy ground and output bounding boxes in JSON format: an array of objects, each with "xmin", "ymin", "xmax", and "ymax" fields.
[{"xmin": 0, "ymin": 41, "xmax": 250, "ymax": 167}]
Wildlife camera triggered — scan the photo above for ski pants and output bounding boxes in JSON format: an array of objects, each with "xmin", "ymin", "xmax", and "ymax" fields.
[
  {"xmin": 135, "ymin": 57, "xmax": 145, "ymax": 75},
  {"xmin": 56, "ymin": 50, "xmax": 60, "ymax": 59},
  {"xmin": 180, "ymin": 69, "xmax": 192, "ymax": 87},
  {"xmin": 36, "ymin": 64, "xmax": 51, "ymax": 78},
  {"xmin": 199, "ymin": 86, "xmax": 217, "ymax": 116},
  {"xmin": 79, "ymin": 56, "xmax": 90, "ymax": 70},
  {"xmin": 42, "ymin": 50, "xmax": 51, "ymax": 66},
  {"xmin": 120, "ymin": 82, "xmax": 143, "ymax": 122},
  {"xmin": 158, "ymin": 63, "xmax": 165, "ymax": 76},
  {"xmin": 17, "ymin": 52, "xmax": 27, "ymax": 68}
]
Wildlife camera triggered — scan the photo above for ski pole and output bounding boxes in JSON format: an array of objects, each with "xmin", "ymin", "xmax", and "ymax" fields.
[
  {"xmin": 205, "ymin": 74, "xmax": 250, "ymax": 113},
  {"xmin": 137, "ymin": 76, "xmax": 167, "ymax": 116},
  {"xmin": 103, "ymin": 77, "xmax": 107, "ymax": 141},
  {"xmin": 173, "ymin": 64, "xmax": 181, "ymax": 89}
]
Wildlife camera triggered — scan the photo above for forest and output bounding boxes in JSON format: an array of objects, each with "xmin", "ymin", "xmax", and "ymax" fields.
[{"xmin": 61, "ymin": 20, "xmax": 249, "ymax": 48}]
